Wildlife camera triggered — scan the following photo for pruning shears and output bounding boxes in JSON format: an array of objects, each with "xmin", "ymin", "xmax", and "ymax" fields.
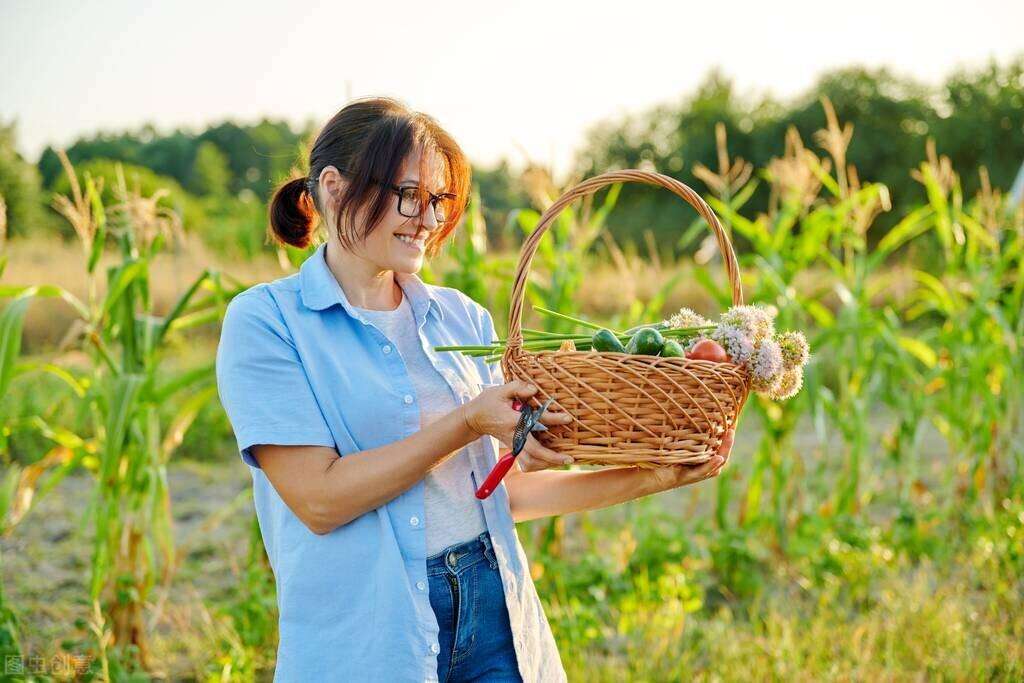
[{"xmin": 474, "ymin": 397, "xmax": 554, "ymax": 499}]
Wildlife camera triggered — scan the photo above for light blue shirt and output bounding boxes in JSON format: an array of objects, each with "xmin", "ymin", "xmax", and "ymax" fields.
[{"xmin": 215, "ymin": 242, "xmax": 566, "ymax": 682}]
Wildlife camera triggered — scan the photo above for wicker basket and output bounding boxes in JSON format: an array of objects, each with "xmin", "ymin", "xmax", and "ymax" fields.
[{"xmin": 500, "ymin": 169, "xmax": 751, "ymax": 468}]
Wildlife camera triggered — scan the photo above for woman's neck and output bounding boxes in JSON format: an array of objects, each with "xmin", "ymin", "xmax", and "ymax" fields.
[{"xmin": 324, "ymin": 239, "xmax": 403, "ymax": 311}]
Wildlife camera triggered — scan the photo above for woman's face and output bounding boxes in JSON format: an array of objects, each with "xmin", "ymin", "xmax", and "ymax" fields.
[{"xmin": 325, "ymin": 148, "xmax": 448, "ymax": 275}]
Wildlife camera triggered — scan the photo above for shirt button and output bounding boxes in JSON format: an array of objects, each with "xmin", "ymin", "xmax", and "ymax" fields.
[
  {"xmin": 416, "ymin": 580, "xmax": 426, "ymax": 591},
  {"xmin": 430, "ymin": 643, "xmax": 440, "ymax": 654},
  {"xmin": 382, "ymin": 344, "xmax": 392, "ymax": 354},
  {"xmin": 410, "ymin": 516, "xmax": 420, "ymax": 527},
  {"xmin": 404, "ymin": 394, "xmax": 414, "ymax": 404}
]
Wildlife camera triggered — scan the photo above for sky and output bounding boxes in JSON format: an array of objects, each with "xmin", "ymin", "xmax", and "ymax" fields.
[{"xmin": 2, "ymin": 0, "xmax": 1022, "ymax": 180}]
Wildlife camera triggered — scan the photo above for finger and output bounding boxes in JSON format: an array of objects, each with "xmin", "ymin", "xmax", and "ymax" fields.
[
  {"xmin": 526, "ymin": 436, "xmax": 573, "ymax": 467},
  {"xmin": 716, "ymin": 429, "xmax": 735, "ymax": 457},
  {"xmin": 516, "ymin": 452, "xmax": 534, "ymax": 472},
  {"xmin": 538, "ymin": 408, "xmax": 574, "ymax": 427},
  {"xmin": 503, "ymin": 380, "xmax": 539, "ymax": 400},
  {"xmin": 687, "ymin": 456, "xmax": 725, "ymax": 483},
  {"xmin": 707, "ymin": 460, "xmax": 727, "ymax": 478}
]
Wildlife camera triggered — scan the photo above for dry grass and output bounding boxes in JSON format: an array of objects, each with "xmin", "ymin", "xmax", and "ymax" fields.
[
  {"xmin": 4, "ymin": 233, "xmax": 920, "ymax": 353},
  {"xmin": 2, "ymin": 234, "xmax": 287, "ymax": 351}
]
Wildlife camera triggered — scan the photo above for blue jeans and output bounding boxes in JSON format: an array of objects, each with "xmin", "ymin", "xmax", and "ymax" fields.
[{"xmin": 427, "ymin": 531, "xmax": 522, "ymax": 682}]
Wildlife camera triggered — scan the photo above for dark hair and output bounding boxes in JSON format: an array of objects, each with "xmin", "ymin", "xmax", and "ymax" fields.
[{"xmin": 268, "ymin": 96, "xmax": 471, "ymax": 257}]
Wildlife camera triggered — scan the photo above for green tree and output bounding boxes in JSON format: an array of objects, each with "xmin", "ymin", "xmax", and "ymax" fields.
[
  {"xmin": 0, "ymin": 120, "xmax": 52, "ymax": 238},
  {"xmin": 190, "ymin": 140, "xmax": 232, "ymax": 196}
]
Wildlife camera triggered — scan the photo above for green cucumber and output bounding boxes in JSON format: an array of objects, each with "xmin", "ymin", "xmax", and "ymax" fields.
[
  {"xmin": 625, "ymin": 327, "xmax": 665, "ymax": 355},
  {"xmin": 659, "ymin": 339, "xmax": 685, "ymax": 357},
  {"xmin": 591, "ymin": 328, "xmax": 626, "ymax": 353}
]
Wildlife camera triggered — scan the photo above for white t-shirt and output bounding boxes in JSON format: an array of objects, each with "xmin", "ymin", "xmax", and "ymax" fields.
[{"xmin": 355, "ymin": 289, "xmax": 489, "ymax": 556}]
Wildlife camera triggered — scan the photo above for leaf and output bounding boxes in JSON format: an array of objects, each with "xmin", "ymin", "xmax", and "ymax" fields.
[
  {"xmin": 0, "ymin": 295, "xmax": 31, "ymax": 401},
  {"xmin": 802, "ymin": 299, "xmax": 836, "ymax": 328},
  {"xmin": 871, "ymin": 205, "xmax": 934, "ymax": 267},
  {"xmin": 897, "ymin": 336, "xmax": 937, "ymax": 368},
  {"xmin": 161, "ymin": 385, "xmax": 217, "ymax": 461},
  {"xmin": 99, "ymin": 374, "xmax": 145, "ymax": 484},
  {"xmin": 86, "ymin": 175, "xmax": 107, "ymax": 274},
  {"xmin": 151, "ymin": 363, "xmax": 215, "ymax": 403},
  {"xmin": 0, "ymin": 284, "xmax": 89, "ymax": 318},
  {"xmin": 912, "ymin": 270, "xmax": 956, "ymax": 315},
  {"xmin": 155, "ymin": 269, "xmax": 213, "ymax": 347},
  {"xmin": 100, "ymin": 259, "xmax": 147, "ymax": 319}
]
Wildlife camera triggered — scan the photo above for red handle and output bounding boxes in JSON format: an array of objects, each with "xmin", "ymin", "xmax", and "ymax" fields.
[
  {"xmin": 474, "ymin": 398, "xmax": 526, "ymax": 500},
  {"xmin": 475, "ymin": 451, "xmax": 518, "ymax": 499}
]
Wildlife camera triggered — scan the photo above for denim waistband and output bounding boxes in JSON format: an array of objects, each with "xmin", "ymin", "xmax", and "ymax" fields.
[{"xmin": 426, "ymin": 531, "xmax": 497, "ymax": 576}]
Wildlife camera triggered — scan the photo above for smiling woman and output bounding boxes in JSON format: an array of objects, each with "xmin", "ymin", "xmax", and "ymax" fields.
[{"xmin": 219, "ymin": 96, "xmax": 577, "ymax": 683}]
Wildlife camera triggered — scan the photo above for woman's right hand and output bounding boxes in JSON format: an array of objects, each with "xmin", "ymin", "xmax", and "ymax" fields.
[{"xmin": 460, "ymin": 380, "xmax": 575, "ymax": 471}]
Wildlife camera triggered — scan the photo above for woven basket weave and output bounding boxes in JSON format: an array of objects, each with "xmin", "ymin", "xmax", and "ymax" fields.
[{"xmin": 500, "ymin": 169, "xmax": 751, "ymax": 468}]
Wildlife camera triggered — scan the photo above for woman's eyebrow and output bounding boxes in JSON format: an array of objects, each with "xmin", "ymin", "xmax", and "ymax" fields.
[{"xmin": 399, "ymin": 178, "xmax": 447, "ymax": 193}]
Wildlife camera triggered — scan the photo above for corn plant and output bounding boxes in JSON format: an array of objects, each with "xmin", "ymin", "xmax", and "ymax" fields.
[
  {"xmin": 1, "ymin": 152, "xmax": 234, "ymax": 673},
  {"xmin": 435, "ymin": 187, "xmax": 516, "ymax": 316},
  {"xmin": 901, "ymin": 147, "xmax": 1024, "ymax": 511}
]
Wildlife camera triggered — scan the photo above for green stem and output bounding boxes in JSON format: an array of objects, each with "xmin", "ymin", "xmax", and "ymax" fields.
[{"xmin": 531, "ymin": 306, "xmax": 616, "ymax": 333}]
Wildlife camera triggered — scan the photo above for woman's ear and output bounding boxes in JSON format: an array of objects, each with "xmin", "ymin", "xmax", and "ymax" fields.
[{"xmin": 318, "ymin": 165, "xmax": 347, "ymax": 200}]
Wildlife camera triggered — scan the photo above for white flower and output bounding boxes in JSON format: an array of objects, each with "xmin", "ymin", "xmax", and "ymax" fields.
[
  {"xmin": 768, "ymin": 367, "xmax": 804, "ymax": 401},
  {"xmin": 664, "ymin": 307, "xmax": 713, "ymax": 330},
  {"xmin": 718, "ymin": 304, "xmax": 776, "ymax": 343},
  {"xmin": 711, "ymin": 322, "xmax": 755, "ymax": 365},
  {"xmin": 778, "ymin": 330, "xmax": 810, "ymax": 370},
  {"xmin": 749, "ymin": 338, "xmax": 784, "ymax": 392}
]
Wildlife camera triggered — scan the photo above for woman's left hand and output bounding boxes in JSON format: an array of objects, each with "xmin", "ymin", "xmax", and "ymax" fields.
[{"xmin": 646, "ymin": 428, "xmax": 735, "ymax": 491}]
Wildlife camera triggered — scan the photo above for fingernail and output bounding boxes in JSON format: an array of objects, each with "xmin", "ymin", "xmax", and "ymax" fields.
[{"xmin": 563, "ymin": 457, "xmax": 574, "ymax": 465}]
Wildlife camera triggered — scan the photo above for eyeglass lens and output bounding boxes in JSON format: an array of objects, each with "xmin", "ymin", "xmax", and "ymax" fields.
[{"xmin": 398, "ymin": 187, "xmax": 452, "ymax": 222}]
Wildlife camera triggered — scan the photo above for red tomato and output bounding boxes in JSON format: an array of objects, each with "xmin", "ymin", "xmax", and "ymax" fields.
[{"xmin": 686, "ymin": 339, "xmax": 730, "ymax": 363}]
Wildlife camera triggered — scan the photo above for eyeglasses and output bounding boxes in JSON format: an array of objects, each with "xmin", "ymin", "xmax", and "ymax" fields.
[{"xmin": 335, "ymin": 168, "xmax": 457, "ymax": 223}]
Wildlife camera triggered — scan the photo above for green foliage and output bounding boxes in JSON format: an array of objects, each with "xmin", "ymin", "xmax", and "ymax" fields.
[
  {"xmin": 0, "ymin": 120, "xmax": 53, "ymax": 239},
  {"xmin": 189, "ymin": 140, "xmax": 231, "ymax": 197},
  {"xmin": 575, "ymin": 58, "xmax": 1024, "ymax": 249},
  {"xmin": 37, "ymin": 118, "xmax": 310, "ymax": 201}
]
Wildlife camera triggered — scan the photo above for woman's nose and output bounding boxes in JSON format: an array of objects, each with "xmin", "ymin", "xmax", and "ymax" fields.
[{"xmin": 419, "ymin": 202, "xmax": 441, "ymax": 230}]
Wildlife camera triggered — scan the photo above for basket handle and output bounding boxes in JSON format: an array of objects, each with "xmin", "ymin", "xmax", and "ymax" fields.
[{"xmin": 505, "ymin": 169, "xmax": 744, "ymax": 352}]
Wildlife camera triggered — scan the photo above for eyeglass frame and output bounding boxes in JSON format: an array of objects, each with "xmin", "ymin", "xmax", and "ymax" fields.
[{"xmin": 320, "ymin": 167, "xmax": 458, "ymax": 223}]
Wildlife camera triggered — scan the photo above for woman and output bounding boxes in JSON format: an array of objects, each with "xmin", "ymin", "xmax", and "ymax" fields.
[{"xmin": 215, "ymin": 96, "xmax": 733, "ymax": 683}]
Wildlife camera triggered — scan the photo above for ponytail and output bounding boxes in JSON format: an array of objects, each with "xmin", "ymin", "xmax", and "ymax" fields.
[{"xmin": 268, "ymin": 176, "xmax": 318, "ymax": 248}]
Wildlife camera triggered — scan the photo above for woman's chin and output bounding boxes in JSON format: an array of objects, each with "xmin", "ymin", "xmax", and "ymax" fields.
[{"xmin": 390, "ymin": 253, "xmax": 424, "ymax": 274}]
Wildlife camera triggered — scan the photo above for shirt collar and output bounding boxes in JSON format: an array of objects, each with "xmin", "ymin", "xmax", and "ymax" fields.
[{"xmin": 298, "ymin": 242, "xmax": 445, "ymax": 324}]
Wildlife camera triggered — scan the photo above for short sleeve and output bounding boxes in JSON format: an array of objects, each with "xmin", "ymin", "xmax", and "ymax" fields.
[{"xmin": 215, "ymin": 289, "xmax": 336, "ymax": 467}]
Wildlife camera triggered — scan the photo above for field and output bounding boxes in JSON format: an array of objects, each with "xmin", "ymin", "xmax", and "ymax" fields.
[{"xmin": 1, "ymin": 109, "xmax": 1022, "ymax": 681}]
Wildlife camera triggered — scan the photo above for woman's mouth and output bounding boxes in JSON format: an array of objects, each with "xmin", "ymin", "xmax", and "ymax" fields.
[{"xmin": 395, "ymin": 233, "xmax": 425, "ymax": 252}]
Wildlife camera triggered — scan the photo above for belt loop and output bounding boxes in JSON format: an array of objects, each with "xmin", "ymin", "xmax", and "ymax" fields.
[{"xmin": 480, "ymin": 532, "xmax": 497, "ymax": 569}]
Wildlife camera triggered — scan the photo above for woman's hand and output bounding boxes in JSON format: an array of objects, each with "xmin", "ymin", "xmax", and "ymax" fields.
[
  {"xmin": 460, "ymin": 380, "xmax": 575, "ymax": 472},
  {"xmin": 647, "ymin": 428, "xmax": 735, "ymax": 491}
]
